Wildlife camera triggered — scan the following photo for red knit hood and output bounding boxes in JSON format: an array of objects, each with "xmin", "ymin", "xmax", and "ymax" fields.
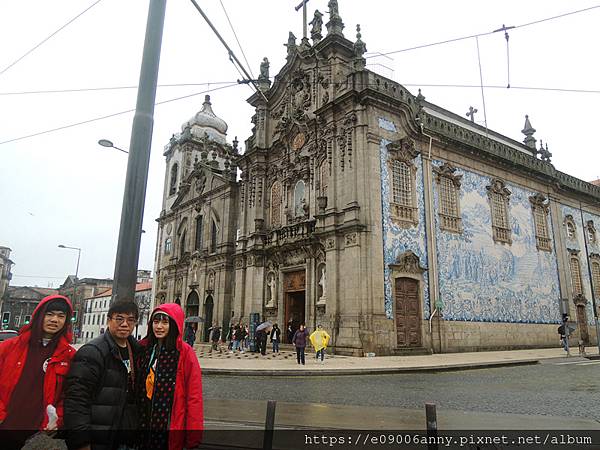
[
  {"xmin": 19, "ymin": 295, "xmax": 73, "ymax": 343},
  {"xmin": 144, "ymin": 303, "xmax": 185, "ymax": 350}
]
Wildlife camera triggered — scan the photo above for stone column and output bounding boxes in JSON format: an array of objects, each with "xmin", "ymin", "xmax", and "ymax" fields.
[{"xmin": 549, "ymin": 194, "xmax": 573, "ymax": 317}]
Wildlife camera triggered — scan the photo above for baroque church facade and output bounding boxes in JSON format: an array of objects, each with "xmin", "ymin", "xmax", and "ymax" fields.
[{"xmin": 153, "ymin": 1, "xmax": 600, "ymax": 355}]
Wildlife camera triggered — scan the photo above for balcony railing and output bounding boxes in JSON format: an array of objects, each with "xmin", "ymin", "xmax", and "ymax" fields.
[{"xmin": 264, "ymin": 220, "xmax": 316, "ymax": 247}]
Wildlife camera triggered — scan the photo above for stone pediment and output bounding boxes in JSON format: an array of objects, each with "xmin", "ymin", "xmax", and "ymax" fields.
[
  {"xmin": 389, "ymin": 250, "xmax": 427, "ymax": 274},
  {"xmin": 171, "ymin": 165, "xmax": 230, "ymax": 210}
]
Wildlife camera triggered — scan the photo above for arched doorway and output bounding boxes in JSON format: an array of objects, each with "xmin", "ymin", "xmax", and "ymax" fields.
[
  {"xmin": 186, "ymin": 291, "xmax": 200, "ymax": 317},
  {"xmin": 203, "ymin": 295, "xmax": 214, "ymax": 342}
]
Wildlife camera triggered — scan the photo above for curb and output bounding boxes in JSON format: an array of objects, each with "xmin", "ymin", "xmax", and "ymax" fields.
[{"xmin": 202, "ymin": 359, "xmax": 539, "ymax": 376}]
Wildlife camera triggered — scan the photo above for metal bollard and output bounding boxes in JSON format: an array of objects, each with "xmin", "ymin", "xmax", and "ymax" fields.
[
  {"xmin": 263, "ymin": 400, "xmax": 277, "ymax": 450},
  {"xmin": 425, "ymin": 403, "xmax": 438, "ymax": 450}
]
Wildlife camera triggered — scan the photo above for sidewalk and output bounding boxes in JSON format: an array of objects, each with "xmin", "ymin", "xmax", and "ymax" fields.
[{"xmin": 197, "ymin": 347, "xmax": 598, "ymax": 376}]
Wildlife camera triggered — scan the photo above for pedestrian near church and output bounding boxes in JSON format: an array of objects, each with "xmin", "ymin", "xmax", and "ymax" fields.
[
  {"xmin": 209, "ymin": 323, "xmax": 222, "ymax": 353},
  {"xmin": 64, "ymin": 301, "xmax": 140, "ymax": 450},
  {"xmin": 136, "ymin": 303, "xmax": 203, "ymax": 450},
  {"xmin": 309, "ymin": 324, "xmax": 330, "ymax": 364},
  {"xmin": 558, "ymin": 314, "xmax": 571, "ymax": 357},
  {"xmin": 184, "ymin": 323, "xmax": 196, "ymax": 347},
  {"xmin": 0, "ymin": 295, "xmax": 75, "ymax": 449},
  {"xmin": 256, "ymin": 328, "xmax": 268, "ymax": 356},
  {"xmin": 270, "ymin": 324, "xmax": 281, "ymax": 353},
  {"xmin": 292, "ymin": 324, "xmax": 309, "ymax": 365}
]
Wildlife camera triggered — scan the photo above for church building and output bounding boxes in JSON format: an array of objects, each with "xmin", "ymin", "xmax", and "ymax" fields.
[{"xmin": 152, "ymin": 1, "xmax": 600, "ymax": 355}]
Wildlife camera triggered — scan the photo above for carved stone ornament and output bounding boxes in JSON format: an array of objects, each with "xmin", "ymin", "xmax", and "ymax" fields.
[
  {"xmin": 175, "ymin": 277, "xmax": 183, "ymax": 294},
  {"xmin": 325, "ymin": 238, "xmax": 336, "ymax": 250},
  {"xmin": 389, "ymin": 250, "xmax": 427, "ymax": 274},
  {"xmin": 195, "ymin": 171, "xmax": 207, "ymax": 194},
  {"xmin": 433, "ymin": 163, "xmax": 462, "ymax": 187},
  {"xmin": 166, "ymin": 223, "xmax": 173, "ymax": 235},
  {"xmin": 235, "ymin": 256, "xmax": 245, "ymax": 269},
  {"xmin": 345, "ymin": 233, "xmax": 358, "ymax": 246},
  {"xmin": 573, "ymin": 293, "xmax": 588, "ymax": 306},
  {"xmin": 386, "ymin": 138, "xmax": 419, "ymax": 162},
  {"xmin": 292, "ymin": 132, "xmax": 306, "ymax": 151}
]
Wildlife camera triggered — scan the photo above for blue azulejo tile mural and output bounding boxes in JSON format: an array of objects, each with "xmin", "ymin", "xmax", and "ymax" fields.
[
  {"xmin": 379, "ymin": 133, "xmax": 430, "ymax": 320},
  {"xmin": 560, "ymin": 205, "xmax": 600, "ymax": 325},
  {"xmin": 434, "ymin": 163, "xmax": 561, "ymax": 324}
]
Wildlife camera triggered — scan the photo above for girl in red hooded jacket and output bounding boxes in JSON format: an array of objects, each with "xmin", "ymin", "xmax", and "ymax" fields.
[
  {"xmin": 0, "ymin": 295, "xmax": 75, "ymax": 448},
  {"xmin": 136, "ymin": 303, "xmax": 203, "ymax": 450}
]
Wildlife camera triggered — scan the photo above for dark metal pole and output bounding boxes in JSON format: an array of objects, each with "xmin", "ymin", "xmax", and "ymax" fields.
[
  {"xmin": 111, "ymin": 0, "xmax": 167, "ymax": 305},
  {"xmin": 263, "ymin": 400, "xmax": 276, "ymax": 450},
  {"xmin": 425, "ymin": 403, "xmax": 438, "ymax": 450}
]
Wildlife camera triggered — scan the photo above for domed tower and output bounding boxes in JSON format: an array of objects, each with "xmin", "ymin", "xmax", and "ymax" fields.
[{"xmin": 155, "ymin": 96, "xmax": 239, "ymax": 332}]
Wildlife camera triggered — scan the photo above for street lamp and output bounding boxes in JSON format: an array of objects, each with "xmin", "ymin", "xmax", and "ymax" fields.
[
  {"xmin": 58, "ymin": 244, "xmax": 82, "ymax": 343},
  {"xmin": 98, "ymin": 139, "xmax": 129, "ymax": 154}
]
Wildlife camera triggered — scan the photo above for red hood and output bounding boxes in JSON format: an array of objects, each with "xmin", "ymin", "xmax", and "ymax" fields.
[
  {"xmin": 20, "ymin": 295, "xmax": 74, "ymax": 343},
  {"xmin": 144, "ymin": 303, "xmax": 185, "ymax": 350}
]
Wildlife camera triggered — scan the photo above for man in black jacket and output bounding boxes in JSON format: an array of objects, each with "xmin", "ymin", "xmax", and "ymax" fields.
[{"xmin": 64, "ymin": 301, "xmax": 140, "ymax": 450}]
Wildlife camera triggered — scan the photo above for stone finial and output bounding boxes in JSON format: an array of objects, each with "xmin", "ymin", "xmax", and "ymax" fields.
[
  {"xmin": 521, "ymin": 114, "xmax": 537, "ymax": 149},
  {"xmin": 353, "ymin": 24, "xmax": 367, "ymax": 59},
  {"xmin": 416, "ymin": 89, "xmax": 425, "ymax": 103},
  {"xmin": 537, "ymin": 139, "xmax": 552, "ymax": 163},
  {"xmin": 326, "ymin": 0, "xmax": 344, "ymax": 37},
  {"xmin": 232, "ymin": 136, "xmax": 239, "ymax": 154},
  {"xmin": 310, "ymin": 10, "xmax": 324, "ymax": 44},
  {"xmin": 285, "ymin": 32, "xmax": 297, "ymax": 60}
]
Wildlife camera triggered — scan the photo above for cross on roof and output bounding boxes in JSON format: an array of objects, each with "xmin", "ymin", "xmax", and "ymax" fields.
[
  {"xmin": 466, "ymin": 106, "xmax": 478, "ymax": 122},
  {"xmin": 295, "ymin": 0, "xmax": 310, "ymax": 39}
]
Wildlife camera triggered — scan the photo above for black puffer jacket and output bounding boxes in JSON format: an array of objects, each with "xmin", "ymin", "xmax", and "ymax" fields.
[{"xmin": 64, "ymin": 332, "xmax": 139, "ymax": 450}]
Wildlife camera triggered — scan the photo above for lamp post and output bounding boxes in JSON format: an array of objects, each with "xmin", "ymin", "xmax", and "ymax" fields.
[
  {"xmin": 111, "ymin": 0, "xmax": 166, "ymax": 306},
  {"xmin": 98, "ymin": 139, "xmax": 129, "ymax": 154},
  {"xmin": 58, "ymin": 244, "xmax": 81, "ymax": 343}
]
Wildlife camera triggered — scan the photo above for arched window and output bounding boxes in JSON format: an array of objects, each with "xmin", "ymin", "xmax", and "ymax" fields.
[
  {"xmin": 179, "ymin": 230, "xmax": 187, "ymax": 257},
  {"xmin": 391, "ymin": 160, "xmax": 412, "ymax": 207},
  {"xmin": 294, "ymin": 180, "xmax": 305, "ymax": 217},
  {"xmin": 434, "ymin": 163, "xmax": 462, "ymax": 233},
  {"xmin": 210, "ymin": 221, "xmax": 217, "ymax": 253},
  {"xmin": 164, "ymin": 237, "xmax": 172, "ymax": 255},
  {"xmin": 386, "ymin": 138, "xmax": 418, "ymax": 226},
  {"xmin": 486, "ymin": 178, "xmax": 511, "ymax": 244},
  {"xmin": 586, "ymin": 221, "xmax": 597, "ymax": 244},
  {"xmin": 591, "ymin": 260, "xmax": 600, "ymax": 299},
  {"xmin": 270, "ymin": 181, "xmax": 282, "ymax": 228},
  {"xmin": 169, "ymin": 163, "xmax": 179, "ymax": 195},
  {"xmin": 195, "ymin": 216, "xmax": 203, "ymax": 251},
  {"xmin": 529, "ymin": 194, "xmax": 551, "ymax": 251},
  {"xmin": 564, "ymin": 215, "xmax": 576, "ymax": 239},
  {"xmin": 570, "ymin": 256, "xmax": 583, "ymax": 295}
]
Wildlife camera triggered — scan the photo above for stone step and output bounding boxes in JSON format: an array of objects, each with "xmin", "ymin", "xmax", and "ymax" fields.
[{"xmin": 393, "ymin": 346, "xmax": 432, "ymax": 356}]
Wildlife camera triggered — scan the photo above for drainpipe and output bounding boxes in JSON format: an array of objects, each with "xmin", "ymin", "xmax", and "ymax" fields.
[
  {"xmin": 419, "ymin": 122, "xmax": 441, "ymax": 353},
  {"xmin": 579, "ymin": 201, "xmax": 600, "ymax": 354}
]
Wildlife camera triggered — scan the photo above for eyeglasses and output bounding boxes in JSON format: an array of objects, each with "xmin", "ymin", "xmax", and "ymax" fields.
[{"xmin": 110, "ymin": 316, "xmax": 137, "ymax": 325}]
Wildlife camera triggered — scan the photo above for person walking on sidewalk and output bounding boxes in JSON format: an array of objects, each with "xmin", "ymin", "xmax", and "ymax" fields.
[
  {"xmin": 136, "ymin": 303, "xmax": 203, "ymax": 450},
  {"xmin": 0, "ymin": 295, "xmax": 75, "ymax": 449},
  {"xmin": 292, "ymin": 324, "xmax": 309, "ymax": 365},
  {"xmin": 64, "ymin": 301, "xmax": 140, "ymax": 450},
  {"xmin": 558, "ymin": 314, "xmax": 571, "ymax": 357},
  {"xmin": 270, "ymin": 324, "xmax": 281, "ymax": 353},
  {"xmin": 184, "ymin": 323, "xmax": 196, "ymax": 347},
  {"xmin": 210, "ymin": 325, "xmax": 222, "ymax": 353},
  {"xmin": 309, "ymin": 324, "xmax": 330, "ymax": 364}
]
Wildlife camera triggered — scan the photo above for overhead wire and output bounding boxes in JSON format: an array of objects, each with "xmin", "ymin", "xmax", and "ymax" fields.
[
  {"xmin": 366, "ymin": 4, "xmax": 600, "ymax": 59},
  {"xmin": 0, "ymin": 0, "xmax": 104, "ymax": 76},
  {"xmin": 218, "ymin": 0, "xmax": 254, "ymax": 79},
  {"xmin": 0, "ymin": 82, "xmax": 240, "ymax": 146}
]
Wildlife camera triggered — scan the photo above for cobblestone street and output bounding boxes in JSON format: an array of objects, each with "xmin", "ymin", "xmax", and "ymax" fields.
[{"xmin": 203, "ymin": 358, "xmax": 600, "ymax": 420}]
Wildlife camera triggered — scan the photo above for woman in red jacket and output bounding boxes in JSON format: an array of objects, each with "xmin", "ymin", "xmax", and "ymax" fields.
[
  {"xmin": 0, "ymin": 295, "xmax": 75, "ymax": 447},
  {"xmin": 137, "ymin": 303, "xmax": 203, "ymax": 450}
]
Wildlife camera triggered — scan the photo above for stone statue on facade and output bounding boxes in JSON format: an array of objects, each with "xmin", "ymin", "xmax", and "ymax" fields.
[
  {"xmin": 309, "ymin": 10, "xmax": 323, "ymax": 43},
  {"xmin": 318, "ymin": 265, "xmax": 327, "ymax": 301},
  {"xmin": 208, "ymin": 272, "xmax": 215, "ymax": 291},
  {"xmin": 266, "ymin": 273, "xmax": 277, "ymax": 307},
  {"xmin": 328, "ymin": 0, "xmax": 339, "ymax": 19},
  {"xmin": 285, "ymin": 32, "xmax": 297, "ymax": 60},
  {"xmin": 259, "ymin": 57, "xmax": 269, "ymax": 81}
]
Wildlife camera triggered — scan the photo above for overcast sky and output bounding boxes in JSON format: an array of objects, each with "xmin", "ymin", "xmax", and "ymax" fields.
[{"xmin": 1, "ymin": 0, "xmax": 599, "ymax": 288}]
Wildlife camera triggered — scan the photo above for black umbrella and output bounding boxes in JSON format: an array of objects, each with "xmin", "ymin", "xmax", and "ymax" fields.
[{"xmin": 184, "ymin": 316, "xmax": 204, "ymax": 323}]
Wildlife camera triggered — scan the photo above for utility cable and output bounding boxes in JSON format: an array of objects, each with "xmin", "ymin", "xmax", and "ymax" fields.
[
  {"xmin": 0, "ymin": 82, "xmax": 239, "ymax": 146},
  {"xmin": 0, "ymin": 0, "xmax": 104, "ymax": 76},
  {"xmin": 475, "ymin": 37, "xmax": 489, "ymax": 137},
  {"xmin": 218, "ymin": 0, "xmax": 254, "ymax": 79},
  {"xmin": 367, "ymin": 4, "xmax": 600, "ymax": 59}
]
